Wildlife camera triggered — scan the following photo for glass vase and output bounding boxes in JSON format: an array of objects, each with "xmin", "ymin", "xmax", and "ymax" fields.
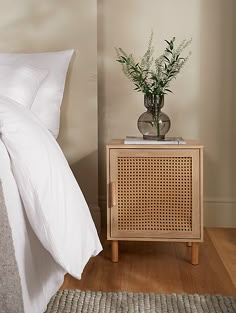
[{"xmin": 137, "ymin": 95, "xmax": 171, "ymax": 140}]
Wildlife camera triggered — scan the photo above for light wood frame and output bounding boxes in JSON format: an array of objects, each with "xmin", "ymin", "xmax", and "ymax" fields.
[{"xmin": 107, "ymin": 140, "xmax": 203, "ymax": 265}]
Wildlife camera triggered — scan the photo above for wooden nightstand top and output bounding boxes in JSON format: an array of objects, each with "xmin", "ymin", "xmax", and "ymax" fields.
[{"xmin": 107, "ymin": 139, "xmax": 203, "ymax": 149}]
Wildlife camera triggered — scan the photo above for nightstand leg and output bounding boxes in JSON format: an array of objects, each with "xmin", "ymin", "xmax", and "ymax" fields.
[
  {"xmin": 111, "ymin": 240, "xmax": 119, "ymax": 262},
  {"xmin": 186, "ymin": 242, "xmax": 192, "ymax": 247},
  {"xmin": 191, "ymin": 242, "xmax": 199, "ymax": 265}
]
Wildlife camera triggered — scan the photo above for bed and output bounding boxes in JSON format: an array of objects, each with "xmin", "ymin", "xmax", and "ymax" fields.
[{"xmin": 0, "ymin": 50, "xmax": 102, "ymax": 313}]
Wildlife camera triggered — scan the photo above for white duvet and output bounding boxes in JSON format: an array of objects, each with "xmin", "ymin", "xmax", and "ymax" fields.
[{"xmin": 0, "ymin": 96, "xmax": 102, "ymax": 313}]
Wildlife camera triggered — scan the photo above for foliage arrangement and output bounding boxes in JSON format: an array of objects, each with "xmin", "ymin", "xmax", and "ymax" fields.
[{"xmin": 116, "ymin": 33, "xmax": 192, "ymax": 97}]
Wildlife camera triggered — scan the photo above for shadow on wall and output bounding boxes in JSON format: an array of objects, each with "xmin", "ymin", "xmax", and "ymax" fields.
[
  {"xmin": 70, "ymin": 150, "xmax": 98, "ymax": 210},
  {"xmin": 233, "ymin": 0, "xmax": 236, "ymax": 225},
  {"xmin": 58, "ymin": 52, "xmax": 76, "ymax": 140},
  {"xmin": 70, "ymin": 150, "xmax": 101, "ymax": 231},
  {"xmin": 97, "ymin": 0, "xmax": 107, "ymax": 229},
  {"xmin": 199, "ymin": 0, "xmax": 236, "ymax": 226}
]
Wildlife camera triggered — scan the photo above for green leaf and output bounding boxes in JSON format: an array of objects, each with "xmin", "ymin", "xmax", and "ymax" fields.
[
  {"xmin": 165, "ymin": 88, "xmax": 173, "ymax": 93},
  {"xmin": 151, "ymin": 76, "xmax": 158, "ymax": 81},
  {"xmin": 116, "ymin": 34, "xmax": 191, "ymax": 96},
  {"xmin": 169, "ymin": 70, "xmax": 178, "ymax": 75}
]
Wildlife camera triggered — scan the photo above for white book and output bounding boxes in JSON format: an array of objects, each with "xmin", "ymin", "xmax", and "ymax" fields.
[{"xmin": 124, "ymin": 136, "xmax": 186, "ymax": 145}]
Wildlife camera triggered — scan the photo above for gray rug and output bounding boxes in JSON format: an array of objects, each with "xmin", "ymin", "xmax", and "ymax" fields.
[
  {"xmin": 0, "ymin": 182, "xmax": 24, "ymax": 313},
  {"xmin": 46, "ymin": 290, "xmax": 236, "ymax": 313}
]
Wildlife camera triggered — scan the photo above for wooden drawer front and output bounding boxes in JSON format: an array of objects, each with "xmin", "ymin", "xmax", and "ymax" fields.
[{"xmin": 109, "ymin": 149, "xmax": 200, "ymax": 239}]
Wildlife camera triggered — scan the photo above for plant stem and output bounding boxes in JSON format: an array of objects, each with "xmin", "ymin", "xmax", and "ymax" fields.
[{"xmin": 153, "ymin": 103, "xmax": 160, "ymax": 138}]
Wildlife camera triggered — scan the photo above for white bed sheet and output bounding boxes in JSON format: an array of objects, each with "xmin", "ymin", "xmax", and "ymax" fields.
[{"xmin": 0, "ymin": 139, "xmax": 66, "ymax": 313}]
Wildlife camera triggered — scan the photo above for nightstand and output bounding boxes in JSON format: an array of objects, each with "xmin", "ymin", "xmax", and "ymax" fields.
[{"xmin": 106, "ymin": 139, "xmax": 203, "ymax": 265}]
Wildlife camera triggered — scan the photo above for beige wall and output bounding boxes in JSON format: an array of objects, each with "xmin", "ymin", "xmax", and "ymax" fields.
[
  {"xmin": 0, "ymin": 1, "xmax": 235, "ymax": 229},
  {"xmin": 98, "ymin": 0, "xmax": 236, "ymax": 227},
  {"xmin": 0, "ymin": 0, "xmax": 100, "ymax": 228}
]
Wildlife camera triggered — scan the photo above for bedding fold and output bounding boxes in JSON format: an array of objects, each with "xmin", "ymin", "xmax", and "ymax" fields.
[{"xmin": 0, "ymin": 95, "xmax": 102, "ymax": 312}]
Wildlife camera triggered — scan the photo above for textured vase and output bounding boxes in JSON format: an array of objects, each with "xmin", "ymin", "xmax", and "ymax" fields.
[{"xmin": 137, "ymin": 95, "xmax": 171, "ymax": 140}]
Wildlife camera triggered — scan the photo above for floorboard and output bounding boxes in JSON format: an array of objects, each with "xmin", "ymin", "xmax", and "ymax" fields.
[
  {"xmin": 208, "ymin": 228, "xmax": 236, "ymax": 289},
  {"xmin": 62, "ymin": 228, "xmax": 236, "ymax": 296}
]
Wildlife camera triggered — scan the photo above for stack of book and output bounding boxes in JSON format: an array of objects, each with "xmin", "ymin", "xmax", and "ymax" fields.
[{"xmin": 124, "ymin": 136, "xmax": 186, "ymax": 145}]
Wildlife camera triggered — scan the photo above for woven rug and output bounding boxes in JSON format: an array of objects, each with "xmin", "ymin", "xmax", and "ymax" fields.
[{"xmin": 45, "ymin": 290, "xmax": 236, "ymax": 313}]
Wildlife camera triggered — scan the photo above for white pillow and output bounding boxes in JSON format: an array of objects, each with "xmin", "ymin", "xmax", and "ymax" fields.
[
  {"xmin": 0, "ymin": 96, "xmax": 102, "ymax": 279},
  {"xmin": 0, "ymin": 50, "xmax": 74, "ymax": 138},
  {"xmin": 0, "ymin": 64, "xmax": 48, "ymax": 107}
]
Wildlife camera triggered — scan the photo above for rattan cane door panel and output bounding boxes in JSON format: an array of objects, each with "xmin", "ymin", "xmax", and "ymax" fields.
[{"xmin": 109, "ymin": 149, "xmax": 200, "ymax": 239}]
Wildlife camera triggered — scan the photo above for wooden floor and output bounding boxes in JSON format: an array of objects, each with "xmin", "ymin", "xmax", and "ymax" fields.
[{"xmin": 62, "ymin": 228, "xmax": 236, "ymax": 296}]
